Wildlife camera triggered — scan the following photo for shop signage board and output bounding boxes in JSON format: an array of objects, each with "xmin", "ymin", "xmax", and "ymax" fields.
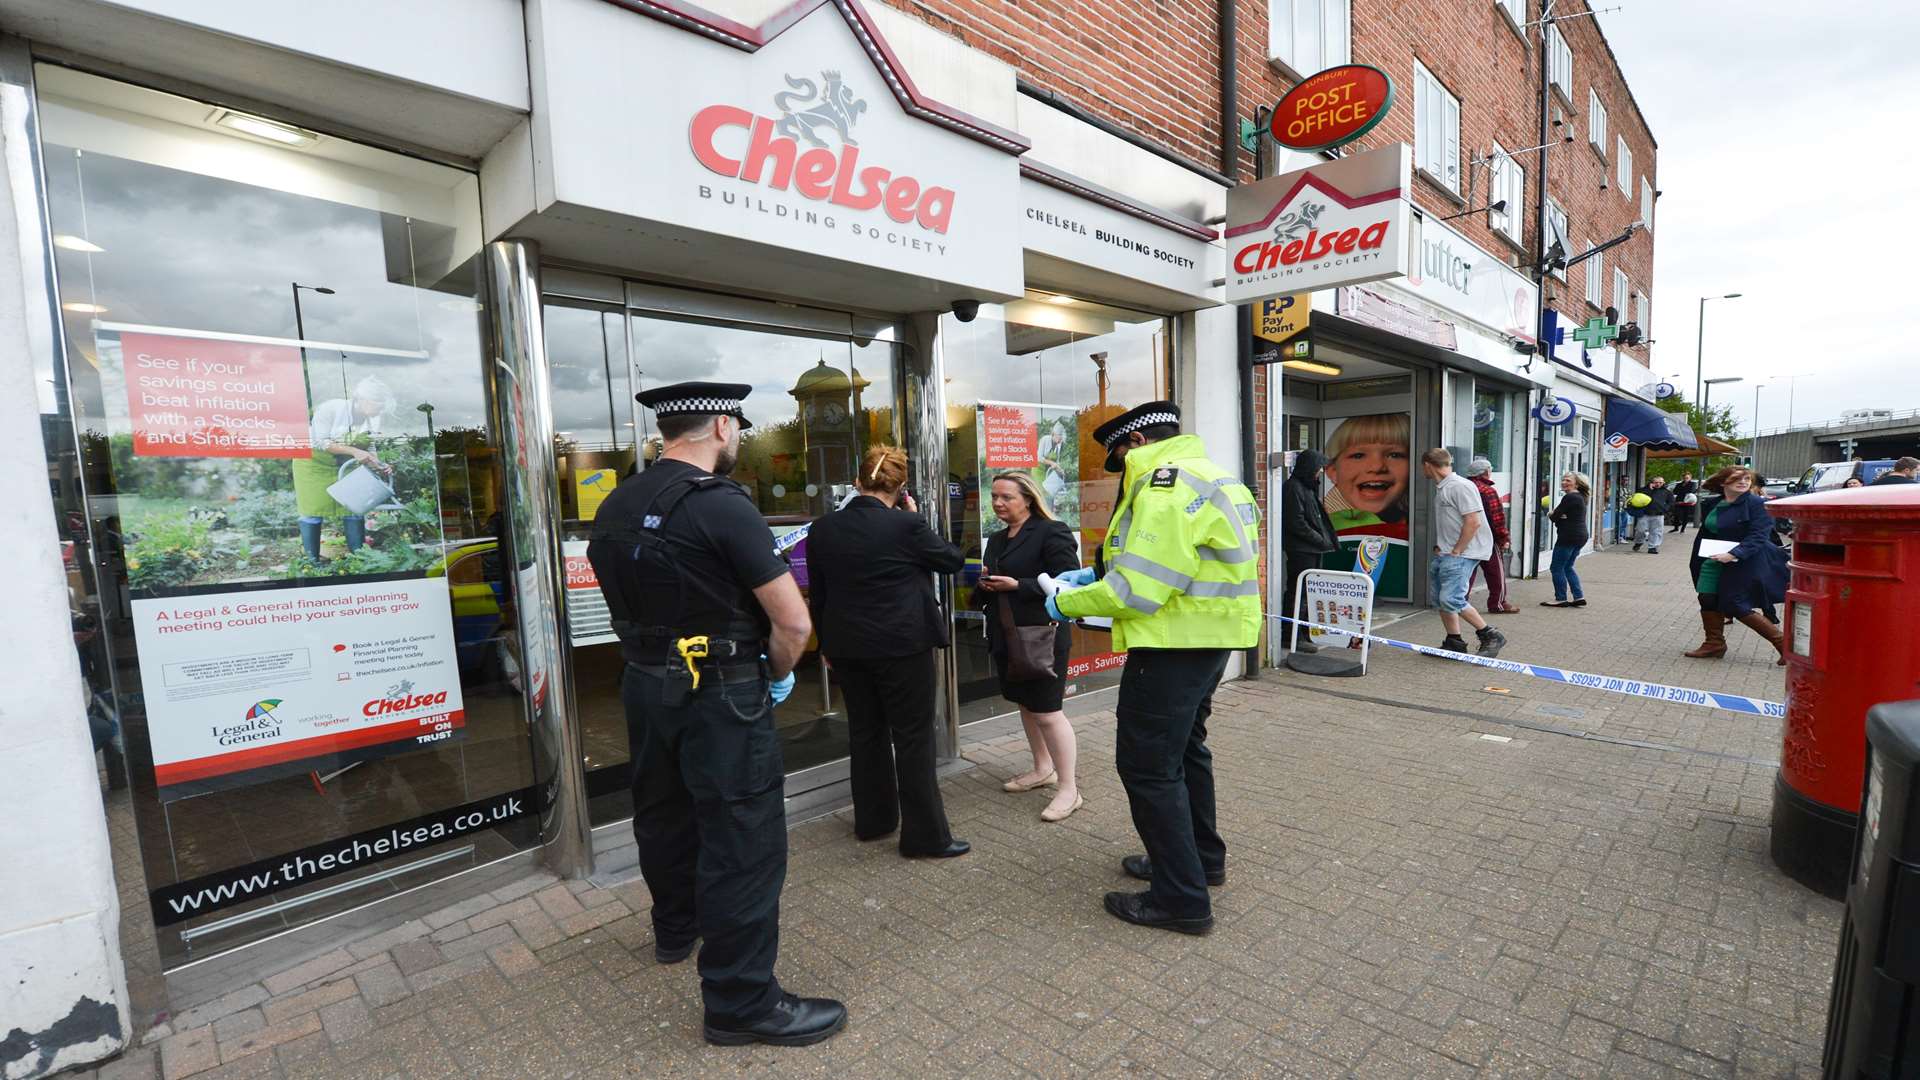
[
  {"xmin": 1295, "ymin": 569, "xmax": 1376, "ymax": 671},
  {"xmin": 1603, "ymin": 432, "xmax": 1630, "ymax": 462},
  {"xmin": 1268, "ymin": 64, "xmax": 1395, "ymax": 153},
  {"xmin": 1403, "ymin": 212, "xmax": 1538, "ymax": 344},
  {"xmin": 1224, "ymin": 144, "xmax": 1412, "ymax": 304},
  {"xmin": 536, "ymin": 0, "xmax": 1023, "ymax": 298},
  {"xmin": 1335, "ymin": 286, "xmax": 1457, "ymax": 351},
  {"xmin": 1018, "ymin": 173, "xmax": 1217, "ymax": 306},
  {"xmin": 562, "ymin": 540, "xmax": 618, "ymax": 647}
]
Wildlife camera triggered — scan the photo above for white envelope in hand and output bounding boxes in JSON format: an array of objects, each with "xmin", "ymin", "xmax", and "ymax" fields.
[{"xmin": 1696, "ymin": 539, "xmax": 1739, "ymax": 558}]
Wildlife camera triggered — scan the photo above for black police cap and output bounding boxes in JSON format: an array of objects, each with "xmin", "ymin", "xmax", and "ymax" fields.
[
  {"xmin": 635, "ymin": 381, "xmax": 753, "ymax": 430},
  {"xmin": 1091, "ymin": 400, "xmax": 1180, "ymax": 473}
]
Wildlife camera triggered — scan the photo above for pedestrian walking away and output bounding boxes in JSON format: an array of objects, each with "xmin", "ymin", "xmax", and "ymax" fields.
[
  {"xmin": 977, "ymin": 471, "xmax": 1084, "ymax": 822},
  {"xmin": 1870, "ymin": 456, "xmax": 1919, "ymax": 485},
  {"xmin": 1420, "ymin": 449, "xmax": 1507, "ymax": 656},
  {"xmin": 1685, "ymin": 465, "xmax": 1790, "ymax": 664},
  {"xmin": 1465, "ymin": 457, "xmax": 1518, "ymax": 614},
  {"xmin": 1543, "ymin": 472, "xmax": 1590, "ymax": 608},
  {"xmin": 1050, "ymin": 401, "xmax": 1261, "ymax": 936},
  {"xmin": 1280, "ymin": 449, "xmax": 1339, "ymax": 649},
  {"xmin": 586, "ymin": 381, "xmax": 847, "ymax": 1048},
  {"xmin": 1632, "ymin": 475, "xmax": 1674, "ymax": 553},
  {"xmin": 805, "ymin": 446, "xmax": 971, "ymax": 857}
]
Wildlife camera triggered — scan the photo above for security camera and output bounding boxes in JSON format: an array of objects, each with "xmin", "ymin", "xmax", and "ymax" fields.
[{"xmin": 950, "ymin": 299, "xmax": 980, "ymax": 323}]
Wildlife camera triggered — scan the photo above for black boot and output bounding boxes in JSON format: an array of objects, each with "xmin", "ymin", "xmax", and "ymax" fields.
[
  {"xmin": 1475, "ymin": 625, "xmax": 1507, "ymax": 658},
  {"xmin": 704, "ymin": 994, "xmax": 848, "ymax": 1047},
  {"xmin": 299, "ymin": 518, "xmax": 325, "ymax": 563},
  {"xmin": 1438, "ymin": 635, "xmax": 1470, "ymax": 655}
]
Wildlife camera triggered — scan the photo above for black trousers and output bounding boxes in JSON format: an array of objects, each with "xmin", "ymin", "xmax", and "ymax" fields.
[
  {"xmin": 1282, "ymin": 549, "xmax": 1321, "ymax": 619},
  {"xmin": 1114, "ymin": 648, "xmax": 1231, "ymax": 919},
  {"xmin": 832, "ymin": 651, "xmax": 954, "ymax": 853},
  {"xmin": 624, "ymin": 663, "xmax": 786, "ymax": 1024}
]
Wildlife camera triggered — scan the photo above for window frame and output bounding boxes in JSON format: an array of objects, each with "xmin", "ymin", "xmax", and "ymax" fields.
[
  {"xmin": 1588, "ymin": 89, "xmax": 1608, "ymax": 155},
  {"xmin": 1612, "ymin": 267, "xmax": 1630, "ymax": 320},
  {"xmin": 1267, "ymin": 0, "xmax": 1352, "ymax": 78},
  {"xmin": 1633, "ymin": 291, "xmax": 1650, "ymax": 337},
  {"xmin": 1414, "ymin": 60, "xmax": 1463, "ymax": 196},
  {"xmin": 1616, "ymin": 136, "xmax": 1634, "ymax": 199},
  {"xmin": 1545, "ymin": 24, "xmax": 1573, "ymax": 102},
  {"xmin": 1546, "ymin": 199, "xmax": 1570, "ymax": 282},
  {"xmin": 1495, "ymin": 0, "xmax": 1527, "ymax": 38},
  {"xmin": 1640, "ymin": 177, "xmax": 1655, "ymax": 229},
  {"xmin": 1582, "ymin": 236, "xmax": 1604, "ymax": 307},
  {"xmin": 1488, "ymin": 141, "xmax": 1525, "ymax": 246}
]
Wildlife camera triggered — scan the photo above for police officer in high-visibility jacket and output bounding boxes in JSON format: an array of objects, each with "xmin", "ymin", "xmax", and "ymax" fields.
[{"xmin": 1048, "ymin": 401, "xmax": 1261, "ymax": 935}]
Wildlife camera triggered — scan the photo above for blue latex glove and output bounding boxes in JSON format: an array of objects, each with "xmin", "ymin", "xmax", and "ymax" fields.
[
  {"xmin": 1055, "ymin": 566, "xmax": 1097, "ymax": 588},
  {"xmin": 766, "ymin": 659, "xmax": 796, "ymax": 705},
  {"xmin": 1044, "ymin": 594, "xmax": 1071, "ymax": 623}
]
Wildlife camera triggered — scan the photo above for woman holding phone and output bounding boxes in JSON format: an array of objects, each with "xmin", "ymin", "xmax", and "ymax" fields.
[
  {"xmin": 977, "ymin": 472, "xmax": 1083, "ymax": 823},
  {"xmin": 806, "ymin": 447, "xmax": 970, "ymax": 857}
]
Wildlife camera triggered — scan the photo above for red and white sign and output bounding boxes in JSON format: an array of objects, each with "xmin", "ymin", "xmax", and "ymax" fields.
[
  {"xmin": 981, "ymin": 404, "xmax": 1039, "ymax": 468},
  {"xmin": 562, "ymin": 539, "xmax": 617, "ymax": 648},
  {"xmin": 131, "ymin": 577, "xmax": 467, "ymax": 788},
  {"xmin": 1269, "ymin": 65, "xmax": 1395, "ymax": 153},
  {"xmin": 1224, "ymin": 144, "xmax": 1412, "ymax": 304},
  {"xmin": 119, "ymin": 330, "xmax": 311, "ymax": 459}
]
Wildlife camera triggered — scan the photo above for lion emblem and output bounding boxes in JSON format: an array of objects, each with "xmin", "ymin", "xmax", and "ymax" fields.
[
  {"xmin": 774, "ymin": 70, "xmax": 869, "ymax": 148},
  {"xmin": 1271, "ymin": 201, "xmax": 1327, "ymax": 241}
]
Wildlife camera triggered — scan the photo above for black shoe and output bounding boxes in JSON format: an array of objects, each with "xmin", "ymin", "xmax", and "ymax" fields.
[
  {"xmin": 1632, "ymin": 542, "xmax": 1642, "ymax": 551},
  {"xmin": 1102, "ymin": 890, "xmax": 1213, "ymax": 935},
  {"xmin": 1569, "ymin": 598, "xmax": 1587, "ymax": 607},
  {"xmin": 1294, "ymin": 637, "xmax": 1319, "ymax": 654},
  {"xmin": 655, "ymin": 937, "xmax": 699, "ymax": 964},
  {"xmin": 1648, "ymin": 549, "xmax": 1660, "ymax": 555},
  {"xmin": 1122, "ymin": 854, "xmax": 1225, "ymax": 887},
  {"xmin": 902, "ymin": 840, "xmax": 970, "ymax": 859},
  {"xmin": 704, "ymin": 993, "xmax": 848, "ymax": 1047},
  {"xmin": 1475, "ymin": 626, "xmax": 1507, "ymax": 658},
  {"xmin": 854, "ymin": 828, "xmax": 896, "ymax": 843},
  {"xmin": 1438, "ymin": 635, "xmax": 1470, "ymax": 654}
]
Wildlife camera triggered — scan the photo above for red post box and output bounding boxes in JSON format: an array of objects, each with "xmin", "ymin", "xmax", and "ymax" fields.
[{"xmin": 1767, "ymin": 485, "xmax": 1920, "ymax": 898}]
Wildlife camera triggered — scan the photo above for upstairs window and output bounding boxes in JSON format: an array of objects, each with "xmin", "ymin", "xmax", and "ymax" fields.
[
  {"xmin": 1268, "ymin": 0, "xmax": 1351, "ymax": 76},
  {"xmin": 1616, "ymin": 136, "xmax": 1634, "ymax": 198},
  {"xmin": 1546, "ymin": 200, "xmax": 1570, "ymax": 281},
  {"xmin": 1640, "ymin": 177, "xmax": 1655, "ymax": 228},
  {"xmin": 1588, "ymin": 89, "xmax": 1608, "ymax": 153},
  {"xmin": 1489, "ymin": 142, "xmax": 1525, "ymax": 244},
  {"xmin": 1495, "ymin": 0, "xmax": 1526, "ymax": 33},
  {"xmin": 1634, "ymin": 291, "xmax": 1651, "ymax": 337},
  {"xmin": 1583, "ymin": 238, "xmax": 1603, "ymax": 305},
  {"xmin": 1415, "ymin": 62, "xmax": 1462, "ymax": 193},
  {"xmin": 1612, "ymin": 267, "xmax": 1630, "ymax": 320},
  {"xmin": 1546, "ymin": 24, "xmax": 1573, "ymax": 100}
]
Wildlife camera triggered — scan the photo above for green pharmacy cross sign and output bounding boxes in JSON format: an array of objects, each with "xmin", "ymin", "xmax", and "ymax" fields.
[{"xmin": 1571, "ymin": 317, "xmax": 1620, "ymax": 350}]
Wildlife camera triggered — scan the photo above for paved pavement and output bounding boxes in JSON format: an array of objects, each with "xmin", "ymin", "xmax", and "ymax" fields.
[{"xmin": 82, "ymin": 547, "xmax": 1842, "ymax": 1079}]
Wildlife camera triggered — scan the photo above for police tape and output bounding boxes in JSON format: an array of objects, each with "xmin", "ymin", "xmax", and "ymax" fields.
[{"xmin": 1267, "ymin": 614, "xmax": 1786, "ymax": 719}]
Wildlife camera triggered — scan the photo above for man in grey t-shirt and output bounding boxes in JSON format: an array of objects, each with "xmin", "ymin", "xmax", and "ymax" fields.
[{"xmin": 1421, "ymin": 448, "xmax": 1506, "ymax": 657}]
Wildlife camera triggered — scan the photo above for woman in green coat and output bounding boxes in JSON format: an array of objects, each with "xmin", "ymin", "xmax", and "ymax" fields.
[{"xmin": 292, "ymin": 376, "xmax": 394, "ymax": 561}]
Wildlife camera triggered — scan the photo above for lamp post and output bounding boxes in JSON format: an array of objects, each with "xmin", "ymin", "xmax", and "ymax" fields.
[
  {"xmin": 1770, "ymin": 372, "xmax": 1814, "ymax": 429},
  {"xmin": 291, "ymin": 282, "xmax": 334, "ymax": 406},
  {"xmin": 1693, "ymin": 293, "xmax": 1742, "ymax": 407},
  {"xmin": 1752, "ymin": 383, "xmax": 1767, "ymax": 439},
  {"xmin": 1703, "ymin": 376, "xmax": 1743, "ymax": 431}
]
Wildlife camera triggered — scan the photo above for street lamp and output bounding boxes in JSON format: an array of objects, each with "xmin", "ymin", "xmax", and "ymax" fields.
[
  {"xmin": 1703, "ymin": 376, "xmax": 1743, "ymax": 421},
  {"xmin": 291, "ymin": 282, "xmax": 334, "ymax": 406},
  {"xmin": 1752, "ymin": 383, "xmax": 1768, "ymax": 439},
  {"xmin": 1694, "ymin": 293, "xmax": 1743, "ymax": 407},
  {"xmin": 1770, "ymin": 372, "xmax": 1815, "ymax": 429}
]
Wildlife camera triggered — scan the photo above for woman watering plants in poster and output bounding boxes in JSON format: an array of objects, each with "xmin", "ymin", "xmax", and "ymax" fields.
[{"xmin": 291, "ymin": 376, "xmax": 394, "ymax": 562}]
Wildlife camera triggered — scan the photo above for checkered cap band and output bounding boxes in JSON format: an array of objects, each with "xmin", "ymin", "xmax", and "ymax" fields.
[
  {"xmin": 1102, "ymin": 411, "xmax": 1178, "ymax": 448},
  {"xmin": 652, "ymin": 396, "xmax": 742, "ymax": 416}
]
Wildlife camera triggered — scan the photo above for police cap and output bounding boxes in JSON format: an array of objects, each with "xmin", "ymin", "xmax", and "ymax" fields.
[
  {"xmin": 635, "ymin": 381, "xmax": 753, "ymax": 430},
  {"xmin": 1092, "ymin": 400, "xmax": 1179, "ymax": 473}
]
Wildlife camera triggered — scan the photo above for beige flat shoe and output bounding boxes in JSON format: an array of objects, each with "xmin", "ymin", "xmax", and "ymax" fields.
[
  {"xmin": 1040, "ymin": 793, "xmax": 1084, "ymax": 823},
  {"xmin": 1003, "ymin": 770, "xmax": 1057, "ymax": 793}
]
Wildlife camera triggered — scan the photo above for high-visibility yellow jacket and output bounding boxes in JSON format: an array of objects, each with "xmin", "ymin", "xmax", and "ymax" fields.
[{"xmin": 1056, "ymin": 433, "xmax": 1262, "ymax": 651}]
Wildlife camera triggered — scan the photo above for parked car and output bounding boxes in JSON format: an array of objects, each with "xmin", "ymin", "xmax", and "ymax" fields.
[{"xmin": 1788, "ymin": 460, "xmax": 1897, "ymax": 495}]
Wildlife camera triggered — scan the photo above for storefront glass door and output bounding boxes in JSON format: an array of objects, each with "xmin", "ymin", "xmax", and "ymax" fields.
[
  {"xmin": 938, "ymin": 292, "xmax": 1174, "ymax": 724},
  {"xmin": 37, "ymin": 66, "xmax": 545, "ymax": 966},
  {"xmin": 559, "ymin": 300, "xmax": 902, "ymax": 822}
]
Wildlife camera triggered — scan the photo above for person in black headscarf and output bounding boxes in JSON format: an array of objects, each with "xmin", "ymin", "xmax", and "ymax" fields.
[{"xmin": 1280, "ymin": 450, "xmax": 1338, "ymax": 652}]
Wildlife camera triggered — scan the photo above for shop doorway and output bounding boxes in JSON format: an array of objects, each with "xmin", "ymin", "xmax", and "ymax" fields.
[{"xmin": 547, "ymin": 283, "xmax": 905, "ymax": 823}]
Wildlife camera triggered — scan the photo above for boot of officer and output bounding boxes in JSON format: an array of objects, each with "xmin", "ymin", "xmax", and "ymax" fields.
[
  {"xmin": 1049, "ymin": 402, "xmax": 1262, "ymax": 935},
  {"xmin": 586, "ymin": 381, "xmax": 846, "ymax": 1047}
]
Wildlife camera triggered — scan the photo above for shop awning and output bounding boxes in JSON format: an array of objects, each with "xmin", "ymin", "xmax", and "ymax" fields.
[
  {"xmin": 1606, "ymin": 396, "xmax": 1699, "ymax": 451},
  {"xmin": 1648, "ymin": 432, "xmax": 1743, "ymax": 459}
]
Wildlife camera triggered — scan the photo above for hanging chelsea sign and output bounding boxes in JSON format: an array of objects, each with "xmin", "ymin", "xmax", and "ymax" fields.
[{"xmin": 1225, "ymin": 143, "xmax": 1413, "ymax": 304}]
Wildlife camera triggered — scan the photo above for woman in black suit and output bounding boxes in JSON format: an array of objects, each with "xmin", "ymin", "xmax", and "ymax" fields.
[
  {"xmin": 977, "ymin": 472, "xmax": 1083, "ymax": 822},
  {"xmin": 806, "ymin": 447, "xmax": 969, "ymax": 858}
]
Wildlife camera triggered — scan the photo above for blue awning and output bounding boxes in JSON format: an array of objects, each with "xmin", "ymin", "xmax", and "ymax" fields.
[{"xmin": 1606, "ymin": 396, "xmax": 1699, "ymax": 451}]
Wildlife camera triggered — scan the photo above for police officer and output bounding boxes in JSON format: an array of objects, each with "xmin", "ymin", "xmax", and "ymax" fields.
[
  {"xmin": 1047, "ymin": 401, "xmax": 1261, "ymax": 935},
  {"xmin": 586, "ymin": 382, "xmax": 847, "ymax": 1047}
]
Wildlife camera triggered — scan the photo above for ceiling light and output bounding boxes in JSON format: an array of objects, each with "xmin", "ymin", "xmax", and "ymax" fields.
[
  {"xmin": 438, "ymin": 298, "xmax": 485, "ymax": 313},
  {"xmin": 62, "ymin": 301, "xmax": 109, "ymax": 314},
  {"xmin": 53, "ymin": 234, "xmax": 104, "ymax": 253},
  {"xmin": 212, "ymin": 110, "xmax": 319, "ymax": 147},
  {"xmin": 1044, "ymin": 294, "xmax": 1077, "ymax": 305},
  {"xmin": 1281, "ymin": 358, "xmax": 1343, "ymax": 377}
]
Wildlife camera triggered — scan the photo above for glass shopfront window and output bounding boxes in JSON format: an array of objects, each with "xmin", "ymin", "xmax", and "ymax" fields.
[
  {"xmin": 940, "ymin": 292, "xmax": 1174, "ymax": 724},
  {"xmin": 37, "ymin": 66, "xmax": 541, "ymax": 965}
]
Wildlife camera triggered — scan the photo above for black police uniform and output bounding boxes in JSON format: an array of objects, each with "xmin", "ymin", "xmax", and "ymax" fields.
[{"xmin": 586, "ymin": 446, "xmax": 791, "ymax": 1026}]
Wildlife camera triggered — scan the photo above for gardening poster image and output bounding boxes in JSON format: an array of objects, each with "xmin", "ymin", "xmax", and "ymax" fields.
[
  {"xmin": 99, "ymin": 323, "xmax": 468, "ymax": 792},
  {"xmin": 976, "ymin": 401, "xmax": 1081, "ymax": 537}
]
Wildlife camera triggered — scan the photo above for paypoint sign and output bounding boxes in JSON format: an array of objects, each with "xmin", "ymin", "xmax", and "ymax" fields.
[
  {"xmin": 1269, "ymin": 65, "xmax": 1394, "ymax": 153},
  {"xmin": 1225, "ymin": 144, "xmax": 1412, "ymax": 304}
]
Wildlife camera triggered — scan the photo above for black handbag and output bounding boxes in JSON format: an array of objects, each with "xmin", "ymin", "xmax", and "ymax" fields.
[{"xmin": 995, "ymin": 594, "xmax": 1059, "ymax": 681}]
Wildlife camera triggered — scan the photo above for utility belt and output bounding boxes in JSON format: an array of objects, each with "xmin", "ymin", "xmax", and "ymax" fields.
[{"xmin": 624, "ymin": 634, "xmax": 764, "ymax": 707}]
